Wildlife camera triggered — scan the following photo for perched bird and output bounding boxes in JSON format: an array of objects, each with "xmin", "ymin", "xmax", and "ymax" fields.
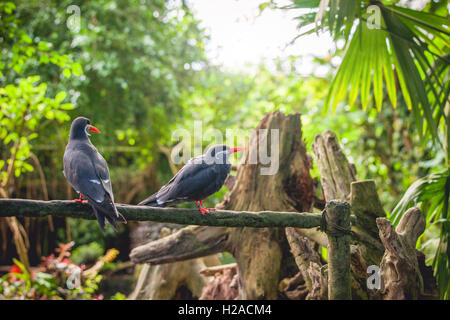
[
  {"xmin": 138, "ymin": 144, "xmax": 244, "ymax": 214},
  {"xmin": 63, "ymin": 117, "xmax": 126, "ymax": 231}
]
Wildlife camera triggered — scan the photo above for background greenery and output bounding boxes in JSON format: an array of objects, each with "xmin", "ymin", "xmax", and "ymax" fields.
[{"xmin": 0, "ymin": 0, "xmax": 448, "ymax": 299}]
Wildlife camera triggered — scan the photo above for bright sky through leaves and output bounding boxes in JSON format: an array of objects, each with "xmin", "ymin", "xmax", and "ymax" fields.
[{"xmin": 190, "ymin": 0, "xmax": 334, "ymax": 75}]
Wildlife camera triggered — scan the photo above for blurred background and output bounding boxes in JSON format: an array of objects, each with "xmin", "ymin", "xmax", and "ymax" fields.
[{"xmin": 0, "ymin": 0, "xmax": 448, "ymax": 299}]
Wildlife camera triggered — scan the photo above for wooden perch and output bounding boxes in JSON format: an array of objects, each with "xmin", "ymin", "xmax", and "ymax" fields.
[
  {"xmin": 324, "ymin": 200, "xmax": 352, "ymax": 300},
  {"xmin": 0, "ymin": 199, "xmax": 322, "ymax": 229}
]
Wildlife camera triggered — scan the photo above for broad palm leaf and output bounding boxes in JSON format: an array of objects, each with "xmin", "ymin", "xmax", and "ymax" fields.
[{"xmin": 289, "ymin": 0, "xmax": 450, "ymax": 298}]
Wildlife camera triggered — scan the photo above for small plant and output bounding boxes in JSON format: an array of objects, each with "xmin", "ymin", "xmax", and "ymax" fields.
[{"xmin": 0, "ymin": 242, "xmax": 122, "ymax": 300}]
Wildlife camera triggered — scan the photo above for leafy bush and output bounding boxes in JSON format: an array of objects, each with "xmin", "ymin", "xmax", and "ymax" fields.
[{"xmin": 0, "ymin": 242, "xmax": 121, "ymax": 300}]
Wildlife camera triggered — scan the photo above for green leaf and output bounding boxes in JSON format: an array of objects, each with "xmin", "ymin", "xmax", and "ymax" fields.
[
  {"xmin": 55, "ymin": 91, "xmax": 67, "ymax": 103},
  {"xmin": 63, "ymin": 69, "xmax": 71, "ymax": 78}
]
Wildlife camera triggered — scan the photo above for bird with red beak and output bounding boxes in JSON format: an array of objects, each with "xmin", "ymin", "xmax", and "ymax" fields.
[
  {"xmin": 138, "ymin": 144, "xmax": 244, "ymax": 214},
  {"xmin": 63, "ymin": 117, "xmax": 126, "ymax": 231}
]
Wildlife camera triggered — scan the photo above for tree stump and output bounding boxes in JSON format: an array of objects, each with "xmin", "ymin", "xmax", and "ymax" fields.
[
  {"xmin": 376, "ymin": 207, "xmax": 428, "ymax": 300},
  {"xmin": 130, "ymin": 111, "xmax": 316, "ymax": 299},
  {"xmin": 216, "ymin": 111, "xmax": 315, "ymax": 299},
  {"xmin": 312, "ymin": 131, "xmax": 385, "ymax": 266},
  {"xmin": 129, "ymin": 225, "xmax": 219, "ymax": 299},
  {"xmin": 199, "ymin": 263, "xmax": 240, "ymax": 300}
]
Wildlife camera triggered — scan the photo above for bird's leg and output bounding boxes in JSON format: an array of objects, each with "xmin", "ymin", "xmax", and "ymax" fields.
[
  {"xmin": 194, "ymin": 201, "xmax": 215, "ymax": 214},
  {"xmin": 200, "ymin": 200, "xmax": 215, "ymax": 212},
  {"xmin": 74, "ymin": 194, "xmax": 88, "ymax": 203},
  {"xmin": 194, "ymin": 201, "xmax": 211, "ymax": 215}
]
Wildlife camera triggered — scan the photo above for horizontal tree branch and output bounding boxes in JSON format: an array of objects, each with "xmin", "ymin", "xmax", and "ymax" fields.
[{"xmin": 0, "ymin": 198, "xmax": 323, "ymax": 229}]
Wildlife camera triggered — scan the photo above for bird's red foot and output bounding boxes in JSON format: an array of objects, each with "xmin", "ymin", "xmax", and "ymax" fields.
[
  {"xmin": 195, "ymin": 201, "xmax": 215, "ymax": 215},
  {"xmin": 74, "ymin": 194, "xmax": 88, "ymax": 203},
  {"xmin": 73, "ymin": 199, "xmax": 89, "ymax": 203}
]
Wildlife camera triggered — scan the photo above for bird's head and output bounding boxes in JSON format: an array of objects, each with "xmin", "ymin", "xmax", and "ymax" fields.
[
  {"xmin": 205, "ymin": 144, "xmax": 244, "ymax": 164},
  {"xmin": 69, "ymin": 116, "xmax": 101, "ymax": 140}
]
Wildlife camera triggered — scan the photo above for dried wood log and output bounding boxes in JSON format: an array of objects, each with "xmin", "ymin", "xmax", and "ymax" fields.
[
  {"xmin": 279, "ymin": 272, "xmax": 309, "ymax": 300},
  {"xmin": 312, "ymin": 131, "xmax": 385, "ymax": 266},
  {"xmin": 216, "ymin": 111, "xmax": 316, "ymax": 300},
  {"xmin": 312, "ymin": 130, "xmax": 356, "ymax": 202},
  {"xmin": 199, "ymin": 263, "xmax": 240, "ymax": 300},
  {"xmin": 128, "ymin": 227, "xmax": 211, "ymax": 300},
  {"xmin": 306, "ymin": 262, "xmax": 328, "ymax": 300},
  {"xmin": 350, "ymin": 181, "xmax": 386, "ymax": 265},
  {"xmin": 130, "ymin": 112, "xmax": 316, "ymax": 300},
  {"xmin": 130, "ymin": 226, "xmax": 230, "ymax": 265},
  {"xmin": 376, "ymin": 207, "xmax": 426, "ymax": 300},
  {"xmin": 285, "ymin": 227, "xmax": 322, "ymax": 291},
  {"xmin": 199, "ymin": 263, "xmax": 237, "ymax": 277}
]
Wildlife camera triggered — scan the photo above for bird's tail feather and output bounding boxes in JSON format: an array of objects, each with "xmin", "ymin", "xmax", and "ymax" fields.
[
  {"xmin": 137, "ymin": 193, "xmax": 163, "ymax": 206},
  {"xmin": 92, "ymin": 202, "xmax": 126, "ymax": 232},
  {"xmin": 92, "ymin": 206, "xmax": 106, "ymax": 232}
]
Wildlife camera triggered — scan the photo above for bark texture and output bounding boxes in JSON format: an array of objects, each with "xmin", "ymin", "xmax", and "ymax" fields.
[
  {"xmin": 128, "ymin": 227, "xmax": 217, "ymax": 300},
  {"xmin": 312, "ymin": 131, "xmax": 385, "ymax": 266},
  {"xmin": 199, "ymin": 263, "xmax": 240, "ymax": 300},
  {"xmin": 324, "ymin": 200, "xmax": 352, "ymax": 300},
  {"xmin": 376, "ymin": 207, "xmax": 431, "ymax": 300},
  {"xmin": 130, "ymin": 111, "xmax": 316, "ymax": 300},
  {"xmin": 217, "ymin": 111, "xmax": 315, "ymax": 299},
  {"xmin": 0, "ymin": 199, "xmax": 322, "ymax": 228}
]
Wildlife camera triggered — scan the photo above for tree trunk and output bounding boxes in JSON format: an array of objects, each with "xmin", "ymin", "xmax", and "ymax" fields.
[
  {"xmin": 216, "ymin": 111, "xmax": 315, "ymax": 299},
  {"xmin": 377, "ymin": 207, "xmax": 438, "ymax": 299},
  {"xmin": 130, "ymin": 111, "xmax": 316, "ymax": 300}
]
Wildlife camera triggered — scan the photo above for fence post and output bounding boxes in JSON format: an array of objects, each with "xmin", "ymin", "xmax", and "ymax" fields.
[{"xmin": 323, "ymin": 200, "xmax": 352, "ymax": 300}]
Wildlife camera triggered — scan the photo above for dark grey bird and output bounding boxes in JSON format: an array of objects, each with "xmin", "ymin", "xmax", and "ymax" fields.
[
  {"xmin": 138, "ymin": 144, "xmax": 244, "ymax": 214},
  {"xmin": 63, "ymin": 117, "xmax": 126, "ymax": 231}
]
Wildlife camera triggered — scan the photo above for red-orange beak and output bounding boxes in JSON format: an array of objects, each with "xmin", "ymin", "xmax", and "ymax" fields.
[
  {"xmin": 88, "ymin": 125, "xmax": 101, "ymax": 134},
  {"xmin": 229, "ymin": 147, "xmax": 245, "ymax": 154}
]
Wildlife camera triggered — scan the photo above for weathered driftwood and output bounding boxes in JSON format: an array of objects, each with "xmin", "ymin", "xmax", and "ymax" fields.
[
  {"xmin": 285, "ymin": 227, "xmax": 322, "ymax": 291},
  {"xmin": 130, "ymin": 226, "xmax": 229, "ymax": 264},
  {"xmin": 324, "ymin": 200, "xmax": 352, "ymax": 300},
  {"xmin": 131, "ymin": 111, "xmax": 316, "ymax": 300},
  {"xmin": 215, "ymin": 111, "xmax": 316, "ymax": 300},
  {"xmin": 128, "ymin": 225, "xmax": 220, "ymax": 300},
  {"xmin": 285, "ymin": 227, "xmax": 327, "ymax": 300},
  {"xmin": 279, "ymin": 272, "xmax": 309, "ymax": 300},
  {"xmin": 0, "ymin": 199, "xmax": 322, "ymax": 229},
  {"xmin": 312, "ymin": 130, "xmax": 356, "ymax": 202},
  {"xmin": 350, "ymin": 180, "xmax": 386, "ymax": 265},
  {"xmin": 312, "ymin": 131, "xmax": 385, "ymax": 267},
  {"xmin": 129, "ymin": 258, "xmax": 208, "ymax": 300},
  {"xmin": 199, "ymin": 263, "xmax": 240, "ymax": 300},
  {"xmin": 376, "ymin": 207, "xmax": 426, "ymax": 300}
]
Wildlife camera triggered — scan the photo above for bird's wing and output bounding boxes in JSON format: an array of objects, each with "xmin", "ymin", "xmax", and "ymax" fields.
[
  {"xmin": 90, "ymin": 150, "xmax": 114, "ymax": 202},
  {"xmin": 156, "ymin": 157, "xmax": 217, "ymax": 204},
  {"xmin": 63, "ymin": 149, "xmax": 108, "ymax": 204}
]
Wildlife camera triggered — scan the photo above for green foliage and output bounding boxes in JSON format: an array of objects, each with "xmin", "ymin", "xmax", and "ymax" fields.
[
  {"xmin": 391, "ymin": 167, "xmax": 450, "ymax": 299},
  {"xmin": 110, "ymin": 292, "xmax": 127, "ymax": 300},
  {"xmin": 1, "ymin": 0, "xmax": 448, "ymax": 299},
  {"xmin": 0, "ymin": 246, "xmax": 105, "ymax": 300},
  {"xmin": 71, "ymin": 242, "xmax": 104, "ymax": 265},
  {"xmin": 289, "ymin": 0, "xmax": 450, "ymax": 298},
  {"xmin": 0, "ymin": 76, "xmax": 74, "ymax": 183},
  {"xmin": 293, "ymin": 0, "xmax": 450, "ymax": 144}
]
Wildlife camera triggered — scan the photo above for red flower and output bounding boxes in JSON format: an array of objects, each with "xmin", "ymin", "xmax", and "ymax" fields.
[
  {"xmin": 9, "ymin": 264, "xmax": 22, "ymax": 274},
  {"xmin": 8, "ymin": 264, "xmax": 22, "ymax": 282}
]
